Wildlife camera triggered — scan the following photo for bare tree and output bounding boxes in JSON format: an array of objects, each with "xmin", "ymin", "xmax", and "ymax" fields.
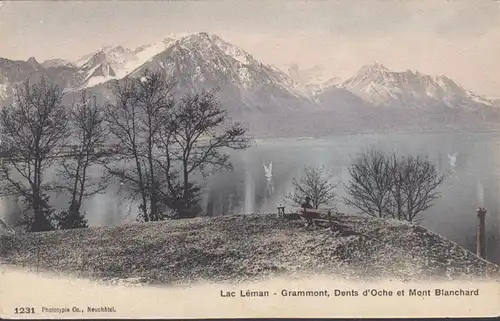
[
  {"xmin": 104, "ymin": 72, "xmax": 249, "ymax": 220},
  {"xmin": 344, "ymin": 147, "xmax": 444, "ymax": 222},
  {"xmin": 0, "ymin": 77, "xmax": 69, "ymax": 231},
  {"xmin": 392, "ymin": 155, "xmax": 444, "ymax": 222},
  {"xmin": 344, "ymin": 148, "xmax": 396, "ymax": 218},
  {"xmin": 286, "ymin": 165, "xmax": 338, "ymax": 209},
  {"xmin": 103, "ymin": 71, "xmax": 174, "ymax": 222},
  {"xmin": 168, "ymin": 90, "xmax": 250, "ymax": 218},
  {"xmin": 54, "ymin": 92, "xmax": 107, "ymax": 229}
]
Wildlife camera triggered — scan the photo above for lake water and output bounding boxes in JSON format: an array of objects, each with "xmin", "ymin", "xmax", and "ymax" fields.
[{"xmin": 2, "ymin": 131, "xmax": 499, "ymax": 263}]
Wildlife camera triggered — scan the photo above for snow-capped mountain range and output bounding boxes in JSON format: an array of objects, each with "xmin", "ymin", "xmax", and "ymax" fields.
[
  {"xmin": 340, "ymin": 63, "xmax": 496, "ymax": 110},
  {"xmin": 0, "ymin": 32, "xmax": 498, "ymax": 136},
  {"xmin": 125, "ymin": 32, "xmax": 313, "ymax": 113},
  {"xmin": 77, "ymin": 45, "xmax": 138, "ymax": 86}
]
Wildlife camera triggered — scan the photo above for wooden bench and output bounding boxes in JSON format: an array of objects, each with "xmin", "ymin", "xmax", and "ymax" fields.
[{"xmin": 280, "ymin": 207, "xmax": 335, "ymax": 228}]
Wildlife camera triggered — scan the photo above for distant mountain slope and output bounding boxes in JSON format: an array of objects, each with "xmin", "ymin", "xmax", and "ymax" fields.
[
  {"xmin": 127, "ymin": 32, "xmax": 317, "ymax": 114},
  {"xmin": 340, "ymin": 63, "xmax": 498, "ymax": 111},
  {"xmin": 316, "ymin": 86, "xmax": 371, "ymax": 110},
  {"xmin": 1, "ymin": 213, "xmax": 498, "ymax": 284},
  {"xmin": 0, "ymin": 57, "xmax": 84, "ymax": 104},
  {"xmin": 307, "ymin": 63, "xmax": 500, "ymax": 135}
]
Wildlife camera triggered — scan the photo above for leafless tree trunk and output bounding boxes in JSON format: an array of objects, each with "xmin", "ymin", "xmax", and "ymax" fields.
[
  {"xmin": 54, "ymin": 91, "xmax": 107, "ymax": 229},
  {"xmin": 0, "ymin": 77, "xmax": 69, "ymax": 231},
  {"xmin": 394, "ymin": 155, "xmax": 444, "ymax": 222},
  {"xmin": 286, "ymin": 166, "xmax": 338, "ymax": 209},
  {"xmin": 389, "ymin": 158, "xmax": 406, "ymax": 221},
  {"xmin": 168, "ymin": 90, "xmax": 250, "ymax": 218},
  {"xmin": 136, "ymin": 74, "xmax": 174, "ymax": 221},
  {"xmin": 103, "ymin": 71, "xmax": 174, "ymax": 222},
  {"xmin": 344, "ymin": 148, "xmax": 396, "ymax": 218}
]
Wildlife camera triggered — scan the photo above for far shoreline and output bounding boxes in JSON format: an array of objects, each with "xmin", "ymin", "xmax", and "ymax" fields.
[{"xmin": 250, "ymin": 127, "xmax": 500, "ymax": 144}]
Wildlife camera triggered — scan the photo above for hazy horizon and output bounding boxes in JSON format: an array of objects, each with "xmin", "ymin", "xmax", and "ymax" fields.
[{"xmin": 0, "ymin": 0, "xmax": 499, "ymax": 98}]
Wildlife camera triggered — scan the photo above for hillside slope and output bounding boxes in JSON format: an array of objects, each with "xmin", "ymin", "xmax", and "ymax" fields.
[{"xmin": 0, "ymin": 213, "xmax": 498, "ymax": 285}]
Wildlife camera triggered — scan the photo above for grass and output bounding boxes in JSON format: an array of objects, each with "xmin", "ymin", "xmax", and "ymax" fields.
[{"xmin": 1, "ymin": 212, "xmax": 499, "ymax": 286}]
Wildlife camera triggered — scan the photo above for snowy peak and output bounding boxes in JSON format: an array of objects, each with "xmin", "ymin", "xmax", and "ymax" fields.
[
  {"xmin": 129, "ymin": 32, "xmax": 315, "ymax": 113},
  {"xmin": 79, "ymin": 51, "xmax": 117, "ymax": 78},
  {"xmin": 344, "ymin": 63, "xmax": 394, "ymax": 88},
  {"xmin": 41, "ymin": 59, "xmax": 76, "ymax": 69},
  {"xmin": 178, "ymin": 32, "xmax": 214, "ymax": 47},
  {"xmin": 77, "ymin": 38, "xmax": 179, "ymax": 88},
  {"xmin": 80, "ymin": 51, "xmax": 107, "ymax": 70},
  {"xmin": 341, "ymin": 64, "xmax": 494, "ymax": 109},
  {"xmin": 176, "ymin": 32, "xmax": 256, "ymax": 66},
  {"xmin": 177, "ymin": 32, "xmax": 307, "ymax": 97},
  {"xmin": 77, "ymin": 45, "xmax": 139, "ymax": 87},
  {"xmin": 85, "ymin": 45, "xmax": 137, "ymax": 72},
  {"xmin": 133, "ymin": 32, "xmax": 264, "ymax": 80}
]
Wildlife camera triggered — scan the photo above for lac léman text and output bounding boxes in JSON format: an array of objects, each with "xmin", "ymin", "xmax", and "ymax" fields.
[{"xmin": 220, "ymin": 288, "xmax": 481, "ymax": 298}]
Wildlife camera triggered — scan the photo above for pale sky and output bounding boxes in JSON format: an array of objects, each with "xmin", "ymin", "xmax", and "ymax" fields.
[{"xmin": 0, "ymin": 0, "xmax": 499, "ymax": 98}]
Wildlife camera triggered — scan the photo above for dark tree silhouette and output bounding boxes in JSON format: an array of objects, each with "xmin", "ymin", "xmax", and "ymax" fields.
[
  {"xmin": 54, "ymin": 92, "xmax": 107, "ymax": 229},
  {"xmin": 0, "ymin": 77, "xmax": 69, "ymax": 231},
  {"xmin": 168, "ymin": 90, "xmax": 250, "ymax": 218},
  {"xmin": 286, "ymin": 166, "xmax": 338, "ymax": 209},
  {"xmin": 391, "ymin": 155, "xmax": 445, "ymax": 222},
  {"xmin": 103, "ymin": 71, "xmax": 175, "ymax": 222},
  {"xmin": 344, "ymin": 147, "xmax": 444, "ymax": 222},
  {"xmin": 344, "ymin": 148, "xmax": 396, "ymax": 218}
]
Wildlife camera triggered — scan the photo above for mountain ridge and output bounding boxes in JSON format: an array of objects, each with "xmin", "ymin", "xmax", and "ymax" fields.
[
  {"xmin": 337, "ymin": 63, "xmax": 497, "ymax": 110},
  {"xmin": 125, "ymin": 32, "xmax": 317, "ymax": 114},
  {"xmin": 0, "ymin": 32, "xmax": 499, "ymax": 137}
]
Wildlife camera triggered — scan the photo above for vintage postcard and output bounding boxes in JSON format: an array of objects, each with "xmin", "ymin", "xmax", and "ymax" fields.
[{"xmin": 0, "ymin": 0, "xmax": 499, "ymax": 319}]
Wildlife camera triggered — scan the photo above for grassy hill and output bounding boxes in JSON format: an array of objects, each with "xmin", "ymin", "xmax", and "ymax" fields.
[{"xmin": 0, "ymin": 213, "xmax": 499, "ymax": 285}]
